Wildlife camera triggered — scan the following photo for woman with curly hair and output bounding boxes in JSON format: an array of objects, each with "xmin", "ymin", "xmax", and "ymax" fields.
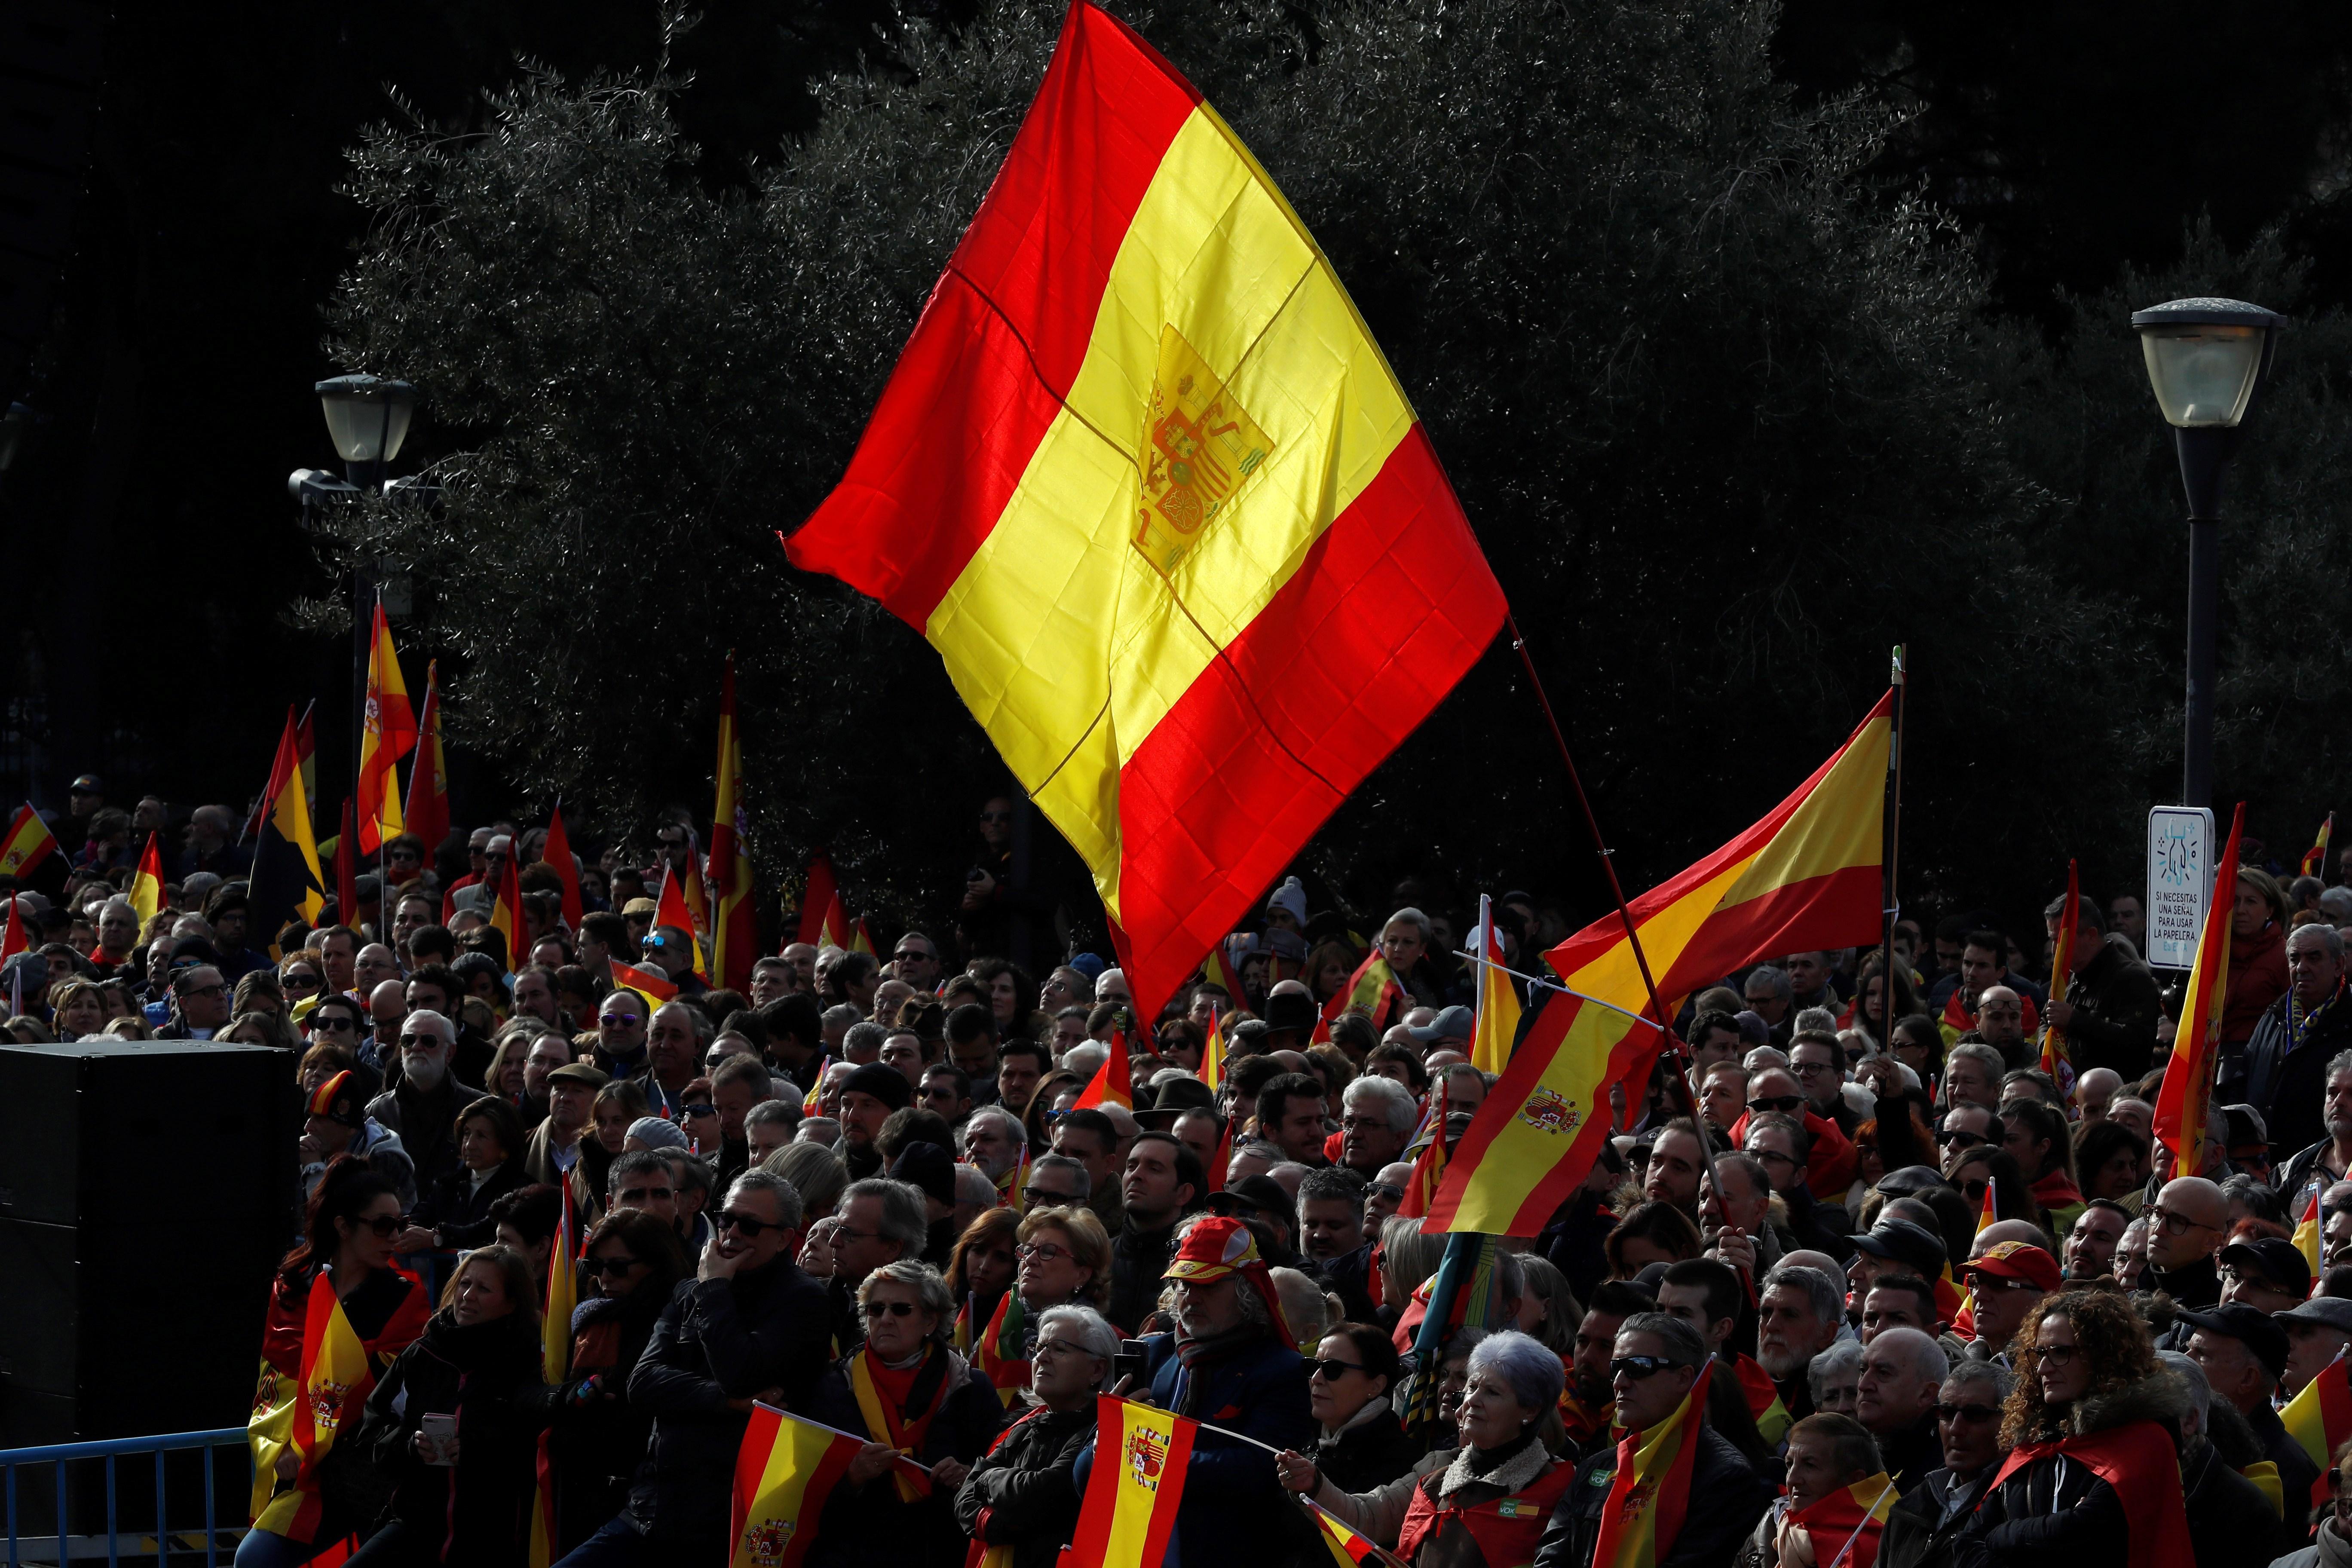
[{"xmin": 1953, "ymin": 1288, "xmax": 2193, "ymax": 1568}]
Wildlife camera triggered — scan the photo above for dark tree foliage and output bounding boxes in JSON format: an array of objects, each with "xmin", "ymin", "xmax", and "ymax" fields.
[{"xmin": 317, "ymin": 0, "xmax": 2166, "ymax": 938}]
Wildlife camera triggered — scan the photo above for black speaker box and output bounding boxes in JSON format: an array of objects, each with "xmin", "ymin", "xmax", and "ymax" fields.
[{"xmin": 0, "ymin": 1040, "xmax": 300, "ymax": 1446}]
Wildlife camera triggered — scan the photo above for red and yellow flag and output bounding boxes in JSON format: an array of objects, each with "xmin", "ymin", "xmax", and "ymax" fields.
[
  {"xmin": 1198, "ymin": 1009, "xmax": 1225, "ymax": 1094},
  {"xmin": 729, "ymin": 1405, "xmax": 865, "ymax": 1568},
  {"xmin": 654, "ymin": 865, "xmax": 707, "ymax": 981},
  {"xmin": 245, "ymin": 706, "xmax": 300, "ymax": 844},
  {"xmin": 973, "ymin": 1292, "xmax": 1032, "ymax": 1408},
  {"xmin": 403, "ymin": 662, "xmax": 450, "ymax": 858},
  {"xmin": 255, "ymin": 1274, "xmax": 379, "ymax": 1540},
  {"xmin": 489, "ymin": 850, "xmax": 527, "ymax": 973},
  {"xmin": 335, "ymin": 799, "xmax": 359, "ymax": 937},
  {"xmin": 2305, "ymin": 812, "xmax": 2335, "ymax": 879},
  {"xmin": 1590, "ymin": 1360, "xmax": 1713, "ymax": 1568},
  {"xmin": 1469, "ymin": 894, "xmax": 1520, "ymax": 1075},
  {"xmin": 0, "ymin": 895, "xmax": 24, "ymax": 961},
  {"xmin": 1067, "ymin": 1396, "xmax": 1195, "ymax": 1568},
  {"xmin": 2041, "ymin": 859, "xmax": 2079, "ymax": 1098},
  {"xmin": 784, "ymin": 2, "xmax": 1506, "ymax": 1025},
  {"xmin": 2155, "ymin": 803, "xmax": 2245, "ymax": 1179},
  {"xmin": 1975, "ymin": 1178, "xmax": 1999, "ymax": 1239},
  {"xmin": 608, "ymin": 959, "xmax": 679, "ymax": 1006},
  {"xmin": 1430, "ymin": 696, "xmax": 1893, "ymax": 1234},
  {"xmin": 529, "ymin": 1183, "xmax": 577, "ymax": 1568},
  {"xmin": 1074, "ymin": 1041, "xmax": 1133, "ymax": 1111},
  {"xmin": 1786, "ymin": 1474, "xmax": 1899, "ymax": 1568},
  {"xmin": 1306, "ymin": 1498, "xmax": 1402, "ymax": 1568},
  {"xmin": 1329, "ymin": 951, "xmax": 1403, "ymax": 1030},
  {"xmin": 127, "ymin": 832, "xmax": 165, "ymax": 925},
  {"xmin": 710, "ymin": 655, "xmax": 759, "ymax": 994},
  {"xmin": 2282, "ymin": 1348, "xmax": 2352, "ymax": 1510},
  {"xmin": 2297, "ymin": 1190, "xmax": 2324, "ymax": 1281},
  {"xmin": 294, "ymin": 701, "xmax": 319, "ymax": 825},
  {"xmin": 0, "ymin": 802, "xmax": 60, "ymax": 880},
  {"xmin": 249, "ymin": 748, "xmax": 327, "ymax": 946},
  {"xmin": 798, "ymin": 852, "xmax": 850, "ymax": 950},
  {"xmin": 543, "ymin": 804, "xmax": 585, "ymax": 932},
  {"xmin": 355, "ymin": 599, "xmax": 416, "ymax": 854},
  {"xmin": 1396, "ymin": 1083, "xmax": 1453, "ymax": 1221}
]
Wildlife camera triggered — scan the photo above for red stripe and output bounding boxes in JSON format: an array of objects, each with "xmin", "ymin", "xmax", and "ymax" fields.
[
  {"xmin": 1065, "ymin": 1397, "xmax": 1124, "ymax": 1563},
  {"xmin": 1112, "ymin": 426, "xmax": 1504, "ymax": 1018},
  {"xmin": 1425, "ymin": 994, "xmax": 1625, "ymax": 1235},
  {"xmin": 783, "ymin": 1438, "xmax": 861, "ymax": 1568},
  {"xmin": 1137, "ymin": 1413, "xmax": 1197, "ymax": 1567},
  {"xmin": 785, "ymin": 2, "xmax": 1197, "ymax": 627},
  {"xmin": 729, "ymin": 1404, "xmax": 781, "ymax": 1550}
]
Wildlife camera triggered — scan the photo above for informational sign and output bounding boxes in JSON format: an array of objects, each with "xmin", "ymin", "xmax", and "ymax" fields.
[{"xmin": 2146, "ymin": 806, "xmax": 2215, "ymax": 970}]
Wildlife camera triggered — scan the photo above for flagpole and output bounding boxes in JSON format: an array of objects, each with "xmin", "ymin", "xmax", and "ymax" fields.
[
  {"xmin": 1877, "ymin": 645, "xmax": 1908, "ymax": 1050},
  {"xmin": 1825, "ymin": 1476, "xmax": 1898, "ymax": 1568},
  {"xmin": 1447, "ymin": 949, "xmax": 1672, "ymax": 1034}
]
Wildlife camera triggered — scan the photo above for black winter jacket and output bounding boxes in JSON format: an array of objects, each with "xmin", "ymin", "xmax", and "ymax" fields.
[
  {"xmin": 1951, "ymin": 1372, "xmax": 2187, "ymax": 1568},
  {"xmin": 804, "ymin": 1346, "xmax": 1007, "ymax": 1568},
  {"xmin": 1534, "ymin": 1424, "xmax": 1770, "ymax": 1568},
  {"xmin": 954, "ymin": 1402, "xmax": 1095, "ymax": 1568},
  {"xmin": 352, "ymin": 1309, "xmax": 544, "ymax": 1568}
]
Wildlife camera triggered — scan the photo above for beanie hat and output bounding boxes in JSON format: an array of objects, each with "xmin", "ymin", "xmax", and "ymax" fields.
[
  {"xmin": 626, "ymin": 1116, "xmax": 689, "ymax": 1151},
  {"xmin": 1265, "ymin": 876, "xmax": 1308, "ymax": 928},
  {"xmin": 305, "ymin": 1070, "xmax": 366, "ymax": 1130},
  {"xmin": 888, "ymin": 1141, "xmax": 956, "ymax": 1204},
  {"xmin": 843, "ymin": 1061, "xmax": 914, "ymax": 1111}
]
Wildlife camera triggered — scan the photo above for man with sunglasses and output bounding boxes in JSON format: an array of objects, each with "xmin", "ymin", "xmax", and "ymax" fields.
[
  {"xmin": 889, "ymin": 932, "xmax": 942, "ymax": 992},
  {"xmin": 1877, "ymin": 1360, "xmax": 2011, "ymax": 1568},
  {"xmin": 156, "ymin": 962, "xmax": 231, "ymax": 1039},
  {"xmin": 366, "ymin": 1009, "xmax": 484, "ymax": 1192},
  {"xmin": 1936, "ymin": 1102, "xmax": 2003, "ymax": 1180},
  {"xmin": 1540, "ymin": 1312, "xmax": 1771, "ymax": 1567},
  {"xmin": 578, "ymin": 1170, "xmax": 830, "ymax": 1566},
  {"xmin": 1732, "ymin": 1064, "xmax": 1859, "ymax": 1204}
]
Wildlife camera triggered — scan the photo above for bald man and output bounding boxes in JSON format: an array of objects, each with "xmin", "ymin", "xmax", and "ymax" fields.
[
  {"xmin": 2073, "ymin": 1066, "xmax": 2123, "ymax": 1125},
  {"xmin": 2147, "ymin": 1176, "xmax": 2228, "ymax": 1311}
]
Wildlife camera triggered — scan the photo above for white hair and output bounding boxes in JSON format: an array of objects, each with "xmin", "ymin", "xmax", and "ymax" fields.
[
  {"xmin": 1035, "ymin": 1304, "xmax": 1121, "ymax": 1384},
  {"xmin": 1063, "ymin": 1042, "xmax": 1109, "ymax": 1081},
  {"xmin": 1467, "ymin": 1329, "xmax": 1566, "ymax": 1412},
  {"xmin": 953, "ymin": 1162, "xmax": 997, "ymax": 1207},
  {"xmin": 401, "ymin": 1008, "xmax": 455, "ymax": 1046},
  {"xmin": 1871, "ymin": 1326, "xmax": 1949, "ymax": 1385},
  {"xmin": 1808, "ymin": 1339, "xmax": 1863, "ymax": 1405},
  {"xmin": 1343, "ymin": 1075, "xmax": 1418, "ymax": 1135}
]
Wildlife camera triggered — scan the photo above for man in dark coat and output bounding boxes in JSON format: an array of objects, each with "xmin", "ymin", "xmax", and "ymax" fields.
[
  {"xmin": 2042, "ymin": 896, "xmax": 2162, "ymax": 1083},
  {"xmin": 565, "ymin": 1170, "xmax": 832, "ymax": 1565},
  {"xmin": 364, "ymin": 1009, "xmax": 484, "ymax": 1194},
  {"xmin": 1535, "ymin": 1313, "xmax": 1771, "ymax": 1568},
  {"xmin": 2238, "ymin": 923, "xmax": 2352, "ymax": 1161}
]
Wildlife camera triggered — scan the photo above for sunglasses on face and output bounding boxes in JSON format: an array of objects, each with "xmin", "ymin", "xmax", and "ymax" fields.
[
  {"xmin": 680, "ymin": 1103, "xmax": 718, "ymax": 1120},
  {"xmin": 313, "ymin": 1017, "xmax": 355, "ymax": 1033},
  {"xmin": 353, "ymin": 1213, "xmax": 404, "ymax": 1237},
  {"xmin": 1747, "ymin": 1095, "xmax": 1802, "ymax": 1114},
  {"xmin": 866, "ymin": 1300, "xmax": 922, "ymax": 1319},
  {"xmin": 717, "ymin": 1210, "xmax": 786, "ymax": 1237},
  {"xmin": 585, "ymin": 1255, "xmax": 642, "ymax": 1278},
  {"xmin": 1310, "ymin": 1358, "xmax": 1366, "ymax": 1381},
  {"xmin": 1611, "ymin": 1355, "xmax": 1676, "ymax": 1380},
  {"xmin": 2038, "ymin": 1343, "xmax": 2081, "ymax": 1365},
  {"xmin": 1935, "ymin": 1128, "xmax": 1989, "ymax": 1148},
  {"xmin": 616, "ymin": 1186, "xmax": 672, "ymax": 1206}
]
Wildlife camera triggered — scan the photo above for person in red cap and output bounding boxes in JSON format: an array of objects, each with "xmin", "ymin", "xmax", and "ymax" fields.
[
  {"xmin": 1963, "ymin": 1240, "xmax": 2060, "ymax": 1359},
  {"xmin": 1074, "ymin": 1215, "xmax": 1316, "ymax": 1568}
]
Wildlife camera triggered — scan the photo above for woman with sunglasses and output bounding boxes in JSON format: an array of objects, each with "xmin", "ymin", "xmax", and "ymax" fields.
[
  {"xmin": 1952, "ymin": 1288, "xmax": 2192, "ymax": 1568},
  {"xmin": 278, "ymin": 956, "xmax": 327, "ymax": 1004},
  {"xmin": 954, "ymin": 1305, "xmax": 1119, "ymax": 1568},
  {"xmin": 804, "ymin": 1260, "xmax": 1006, "ymax": 1568},
  {"xmin": 540, "ymin": 1209, "xmax": 690, "ymax": 1553},
  {"xmin": 1292, "ymin": 1322, "xmax": 1422, "ymax": 1493},
  {"xmin": 342, "ymin": 1246, "xmax": 543, "ymax": 1568},
  {"xmin": 240, "ymin": 1158, "xmax": 432, "ymax": 1568}
]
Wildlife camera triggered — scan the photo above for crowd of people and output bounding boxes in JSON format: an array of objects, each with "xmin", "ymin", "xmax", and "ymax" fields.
[{"xmin": 14, "ymin": 779, "xmax": 2352, "ymax": 1568}]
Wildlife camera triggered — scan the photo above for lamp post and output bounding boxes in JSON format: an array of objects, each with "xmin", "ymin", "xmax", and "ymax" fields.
[
  {"xmin": 288, "ymin": 375, "xmax": 418, "ymax": 808},
  {"xmin": 2130, "ymin": 297, "xmax": 2282, "ymax": 811}
]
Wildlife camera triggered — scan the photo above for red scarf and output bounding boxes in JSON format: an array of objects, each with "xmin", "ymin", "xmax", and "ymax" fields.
[
  {"xmin": 1985, "ymin": 1421, "xmax": 2192, "ymax": 1568},
  {"xmin": 2030, "ymin": 1169, "xmax": 2085, "ymax": 1214}
]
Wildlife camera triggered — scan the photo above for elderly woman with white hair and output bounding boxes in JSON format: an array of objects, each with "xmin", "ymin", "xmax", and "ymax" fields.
[
  {"xmin": 953, "ymin": 1304, "xmax": 1121, "ymax": 1568},
  {"xmin": 805, "ymin": 1260, "xmax": 1006, "ymax": 1568},
  {"xmin": 1277, "ymin": 1331, "xmax": 1573, "ymax": 1562}
]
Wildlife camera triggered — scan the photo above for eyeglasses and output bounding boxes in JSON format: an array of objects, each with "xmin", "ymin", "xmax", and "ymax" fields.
[
  {"xmin": 1746, "ymin": 1095, "xmax": 1802, "ymax": 1114},
  {"xmin": 1749, "ymin": 1148, "xmax": 1798, "ymax": 1167},
  {"xmin": 1610, "ymin": 1355, "xmax": 1677, "ymax": 1380},
  {"xmin": 832, "ymin": 1226, "xmax": 882, "ymax": 1244},
  {"xmin": 1790, "ymin": 1060, "xmax": 1838, "ymax": 1078},
  {"xmin": 354, "ymin": 1213, "xmax": 404, "ymax": 1237},
  {"xmin": 2037, "ymin": 1343, "xmax": 2081, "ymax": 1365},
  {"xmin": 1935, "ymin": 1128, "xmax": 1990, "ymax": 1148},
  {"xmin": 1017, "ymin": 1242, "xmax": 1071, "ymax": 1262},
  {"xmin": 680, "ymin": 1103, "xmax": 718, "ymax": 1120},
  {"xmin": 1310, "ymin": 1358, "xmax": 1366, "ymax": 1381},
  {"xmin": 1369, "ymin": 1184, "xmax": 1407, "ymax": 1203},
  {"xmin": 979, "ymin": 811, "xmax": 1013, "ymax": 824},
  {"xmin": 717, "ymin": 1210, "xmax": 785, "ymax": 1237},
  {"xmin": 283, "ymin": 972, "xmax": 322, "ymax": 991},
  {"xmin": 312, "ymin": 1016, "xmax": 355, "ymax": 1034},
  {"xmin": 894, "ymin": 948, "xmax": 932, "ymax": 962},
  {"xmin": 585, "ymin": 1255, "xmax": 643, "ymax": 1278},
  {"xmin": 182, "ymin": 984, "xmax": 225, "ymax": 999},
  {"xmin": 399, "ymin": 1035, "xmax": 443, "ymax": 1049},
  {"xmin": 2151, "ymin": 1207, "xmax": 2215, "ymax": 1237},
  {"xmin": 1967, "ymin": 1274, "xmax": 2040, "ymax": 1294},
  {"xmin": 1935, "ymin": 1402, "xmax": 2000, "ymax": 1424},
  {"xmin": 865, "ymin": 1300, "xmax": 920, "ymax": 1319}
]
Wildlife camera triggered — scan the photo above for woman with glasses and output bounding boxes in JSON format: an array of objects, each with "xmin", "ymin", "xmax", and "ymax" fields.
[
  {"xmin": 277, "ymin": 955, "xmax": 327, "ymax": 1003},
  {"xmin": 805, "ymin": 1260, "xmax": 1006, "ymax": 1568},
  {"xmin": 1289, "ymin": 1322, "xmax": 1422, "ymax": 1493},
  {"xmin": 1013, "ymin": 1207, "xmax": 1111, "ymax": 1320},
  {"xmin": 954, "ymin": 1304, "xmax": 1118, "ymax": 1568},
  {"xmin": 1021, "ymin": 1069, "xmax": 1084, "ymax": 1154},
  {"xmin": 1280, "ymin": 1331, "xmax": 1570, "ymax": 1562},
  {"xmin": 240, "ymin": 1158, "xmax": 431, "ymax": 1568},
  {"xmin": 1953, "ymin": 1288, "xmax": 2191, "ymax": 1568},
  {"xmin": 541, "ymin": 1209, "xmax": 690, "ymax": 1553},
  {"xmin": 342, "ymin": 1246, "xmax": 543, "ymax": 1568}
]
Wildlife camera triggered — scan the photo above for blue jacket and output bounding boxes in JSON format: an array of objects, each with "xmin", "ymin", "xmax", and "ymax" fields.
[{"xmin": 1075, "ymin": 1329, "xmax": 1315, "ymax": 1568}]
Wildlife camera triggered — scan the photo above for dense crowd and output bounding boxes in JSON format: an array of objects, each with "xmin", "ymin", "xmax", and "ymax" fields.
[{"xmin": 12, "ymin": 777, "xmax": 2352, "ymax": 1568}]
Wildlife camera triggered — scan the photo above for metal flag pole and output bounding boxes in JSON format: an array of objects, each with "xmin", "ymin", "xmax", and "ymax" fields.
[{"xmin": 1875, "ymin": 646, "xmax": 1908, "ymax": 1049}]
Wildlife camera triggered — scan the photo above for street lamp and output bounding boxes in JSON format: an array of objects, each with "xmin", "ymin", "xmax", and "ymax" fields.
[{"xmin": 2131, "ymin": 297, "xmax": 2283, "ymax": 810}]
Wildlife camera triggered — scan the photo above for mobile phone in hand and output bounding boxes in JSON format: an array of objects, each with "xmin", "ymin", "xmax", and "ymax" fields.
[
  {"xmin": 419, "ymin": 1413, "xmax": 457, "ymax": 1466},
  {"xmin": 1113, "ymin": 1339, "xmax": 1149, "ymax": 1387}
]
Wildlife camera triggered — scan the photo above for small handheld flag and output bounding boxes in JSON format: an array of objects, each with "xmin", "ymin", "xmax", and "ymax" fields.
[
  {"xmin": 403, "ymin": 665, "xmax": 450, "ymax": 857},
  {"xmin": 2040, "ymin": 859, "xmax": 2079, "ymax": 1100},
  {"xmin": 127, "ymin": 832, "xmax": 165, "ymax": 926},
  {"xmin": 1074, "ymin": 1037, "xmax": 1133, "ymax": 1111},
  {"xmin": 1467, "ymin": 894, "xmax": 1521, "ymax": 1075},
  {"xmin": 1066, "ymin": 1396, "xmax": 1196, "ymax": 1568},
  {"xmin": 2306, "ymin": 812, "xmax": 2336, "ymax": 879},
  {"xmin": 729, "ymin": 1405, "xmax": 868, "ymax": 1568}
]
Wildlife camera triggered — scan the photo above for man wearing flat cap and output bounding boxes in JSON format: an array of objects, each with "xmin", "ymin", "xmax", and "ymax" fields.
[{"xmin": 2180, "ymin": 1301, "xmax": 2318, "ymax": 1509}]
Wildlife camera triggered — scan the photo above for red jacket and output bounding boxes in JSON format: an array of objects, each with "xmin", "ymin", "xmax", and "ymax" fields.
[
  {"xmin": 2222, "ymin": 919, "xmax": 2288, "ymax": 1046},
  {"xmin": 1728, "ymin": 1107, "xmax": 1858, "ymax": 1200}
]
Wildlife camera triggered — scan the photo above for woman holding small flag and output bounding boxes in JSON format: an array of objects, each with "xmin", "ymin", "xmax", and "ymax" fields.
[
  {"xmin": 1367, "ymin": 1331, "xmax": 1577, "ymax": 1567},
  {"xmin": 241, "ymin": 1158, "xmax": 432, "ymax": 1568},
  {"xmin": 343, "ymin": 1246, "xmax": 545, "ymax": 1567},
  {"xmin": 803, "ymin": 1260, "xmax": 1005, "ymax": 1568},
  {"xmin": 953, "ymin": 1304, "xmax": 1121, "ymax": 1568},
  {"xmin": 1951, "ymin": 1288, "xmax": 2193, "ymax": 1568}
]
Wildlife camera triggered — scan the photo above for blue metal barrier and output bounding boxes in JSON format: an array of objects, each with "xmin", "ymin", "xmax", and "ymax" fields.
[{"xmin": 0, "ymin": 1428, "xmax": 248, "ymax": 1568}]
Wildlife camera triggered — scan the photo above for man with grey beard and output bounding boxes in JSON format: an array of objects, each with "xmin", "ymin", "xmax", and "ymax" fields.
[
  {"xmin": 365, "ymin": 1009, "xmax": 484, "ymax": 1190},
  {"xmin": 1756, "ymin": 1263, "xmax": 1846, "ymax": 1424}
]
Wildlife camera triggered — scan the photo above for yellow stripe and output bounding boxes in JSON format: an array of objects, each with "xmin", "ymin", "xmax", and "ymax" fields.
[
  {"xmin": 923, "ymin": 105, "xmax": 1416, "ymax": 923},
  {"xmin": 1101, "ymin": 1403, "xmax": 1180, "ymax": 1562}
]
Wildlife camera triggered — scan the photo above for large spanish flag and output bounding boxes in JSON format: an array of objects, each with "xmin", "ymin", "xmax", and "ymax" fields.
[
  {"xmin": 1067, "ymin": 1395, "xmax": 1196, "ymax": 1568},
  {"xmin": 785, "ymin": 2, "xmax": 1504, "ymax": 1020},
  {"xmin": 2155, "ymin": 802, "xmax": 2243, "ymax": 1179},
  {"xmin": 2282, "ymin": 1348, "xmax": 2352, "ymax": 1510},
  {"xmin": 355, "ymin": 599, "xmax": 416, "ymax": 854},
  {"xmin": 728, "ymin": 1405, "xmax": 865, "ymax": 1568},
  {"xmin": 255, "ymin": 1274, "xmax": 380, "ymax": 1541},
  {"xmin": 709, "ymin": 655, "xmax": 759, "ymax": 993},
  {"xmin": 1428, "ymin": 694, "xmax": 1891, "ymax": 1234}
]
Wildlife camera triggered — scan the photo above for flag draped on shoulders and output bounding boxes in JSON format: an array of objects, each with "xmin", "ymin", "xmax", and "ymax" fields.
[
  {"xmin": 1985, "ymin": 1422, "xmax": 2193, "ymax": 1568},
  {"xmin": 783, "ymin": 0, "xmax": 1506, "ymax": 1024},
  {"xmin": 2156, "ymin": 802, "xmax": 2245, "ymax": 1178},
  {"xmin": 1589, "ymin": 1359, "xmax": 1713, "ymax": 1568},
  {"xmin": 1067, "ymin": 1395, "xmax": 1196, "ymax": 1568},
  {"xmin": 1430, "ymin": 695, "xmax": 1893, "ymax": 1234},
  {"xmin": 251, "ymin": 1269, "xmax": 427, "ymax": 1542}
]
